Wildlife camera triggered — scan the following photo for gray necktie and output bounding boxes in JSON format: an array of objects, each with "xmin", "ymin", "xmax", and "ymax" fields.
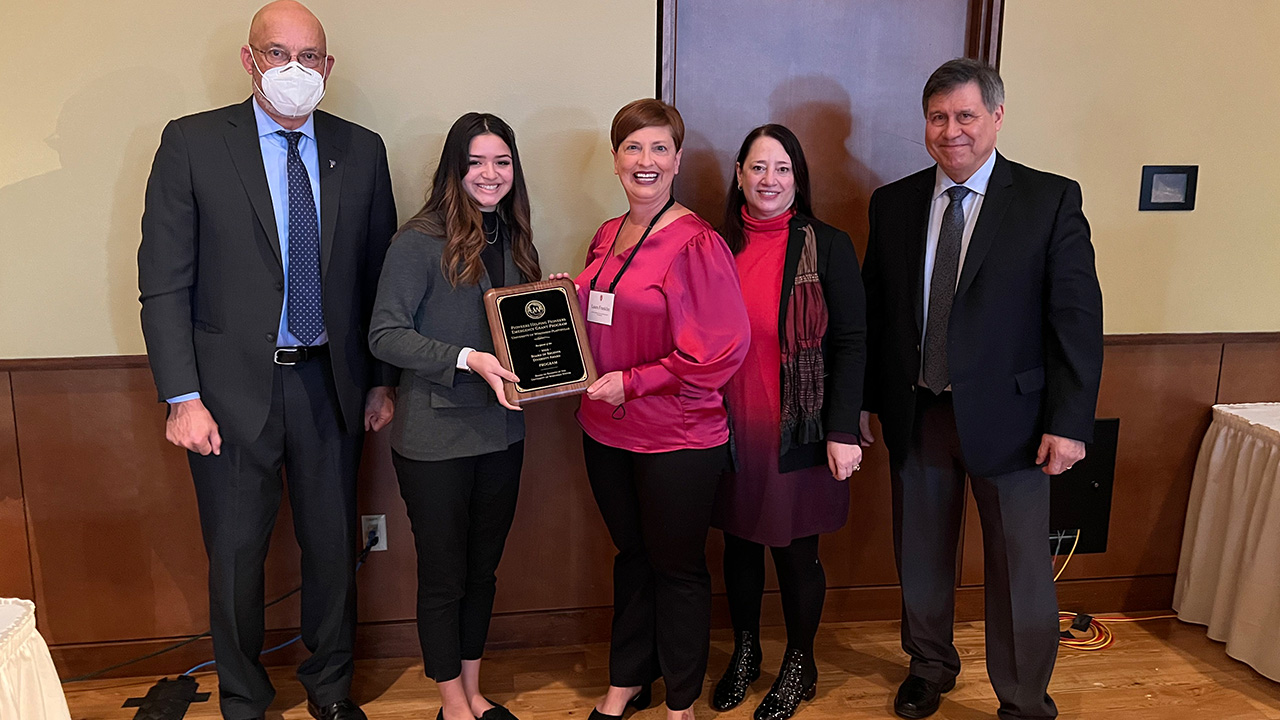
[{"xmin": 922, "ymin": 185, "xmax": 971, "ymax": 394}]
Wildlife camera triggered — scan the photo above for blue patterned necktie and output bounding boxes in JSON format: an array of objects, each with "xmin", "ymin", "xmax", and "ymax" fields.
[
  {"xmin": 277, "ymin": 130, "xmax": 324, "ymax": 345},
  {"xmin": 922, "ymin": 185, "xmax": 971, "ymax": 394}
]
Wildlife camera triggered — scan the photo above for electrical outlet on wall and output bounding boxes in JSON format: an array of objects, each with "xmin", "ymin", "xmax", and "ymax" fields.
[{"xmin": 361, "ymin": 514, "xmax": 388, "ymax": 552}]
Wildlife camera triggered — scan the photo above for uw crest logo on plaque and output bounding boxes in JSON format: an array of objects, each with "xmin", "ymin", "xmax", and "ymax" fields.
[{"xmin": 483, "ymin": 278, "xmax": 598, "ymax": 406}]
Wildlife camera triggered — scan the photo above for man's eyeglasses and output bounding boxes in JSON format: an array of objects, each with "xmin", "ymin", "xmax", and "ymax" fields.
[{"xmin": 250, "ymin": 45, "xmax": 327, "ymax": 70}]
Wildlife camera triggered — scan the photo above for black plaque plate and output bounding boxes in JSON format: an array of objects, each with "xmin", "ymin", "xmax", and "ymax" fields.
[{"xmin": 483, "ymin": 279, "xmax": 598, "ymax": 405}]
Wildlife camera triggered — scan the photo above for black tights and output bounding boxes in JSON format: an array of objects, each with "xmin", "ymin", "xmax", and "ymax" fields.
[{"xmin": 722, "ymin": 533, "xmax": 825, "ymax": 654}]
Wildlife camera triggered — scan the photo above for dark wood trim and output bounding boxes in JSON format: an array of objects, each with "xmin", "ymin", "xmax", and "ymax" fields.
[
  {"xmin": 51, "ymin": 575, "xmax": 1173, "ymax": 680},
  {"xmin": 659, "ymin": 0, "xmax": 676, "ymax": 103},
  {"xmin": 968, "ymin": 0, "xmax": 1005, "ymax": 67},
  {"xmin": 0, "ymin": 355, "xmax": 150, "ymax": 372},
  {"xmin": 1104, "ymin": 332, "xmax": 1280, "ymax": 346}
]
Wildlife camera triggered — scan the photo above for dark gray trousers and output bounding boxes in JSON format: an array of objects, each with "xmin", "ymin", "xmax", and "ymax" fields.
[
  {"xmin": 891, "ymin": 391, "xmax": 1059, "ymax": 720},
  {"xmin": 188, "ymin": 355, "xmax": 362, "ymax": 720}
]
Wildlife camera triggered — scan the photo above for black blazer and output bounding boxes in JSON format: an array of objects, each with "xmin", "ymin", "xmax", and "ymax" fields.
[
  {"xmin": 862, "ymin": 153, "xmax": 1103, "ymax": 477},
  {"xmin": 138, "ymin": 98, "xmax": 398, "ymax": 444},
  {"xmin": 775, "ymin": 215, "xmax": 867, "ymax": 473}
]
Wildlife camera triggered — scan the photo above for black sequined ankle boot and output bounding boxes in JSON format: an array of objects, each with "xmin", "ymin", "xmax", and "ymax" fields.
[
  {"xmin": 711, "ymin": 630, "xmax": 762, "ymax": 711},
  {"xmin": 752, "ymin": 647, "xmax": 817, "ymax": 720}
]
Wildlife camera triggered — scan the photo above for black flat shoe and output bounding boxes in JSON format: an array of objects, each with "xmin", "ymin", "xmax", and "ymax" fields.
[
  {"xmin": 712, "ymin": 629, "xmax": 762, "ymax": 711},
  {"xmin": 587, "ymin": 684, "xmax": 652, "ymax": 720},
  {"xmin": 753, "ymin": 647, "xmax": 817, "ymax": 720},
  {"xmin": 893, "ymin": 675, "xmax": 956, "ymax": 719},
  {"xmin": 307, "ymin": 698, "xmax": 367, "ymax": 720},
  {"xmin": 480, "ymin": 698, "xmax": 520, "ymax": 720}
]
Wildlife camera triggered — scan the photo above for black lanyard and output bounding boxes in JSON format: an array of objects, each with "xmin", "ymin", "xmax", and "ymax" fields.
[{"xmin": 590, "ymin": 196, "xmax": 676, "ymax": 294}]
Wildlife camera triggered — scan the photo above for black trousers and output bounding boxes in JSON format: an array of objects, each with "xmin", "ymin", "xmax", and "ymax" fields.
[
  {"xmin": 891, "ymin": 391, "xmax": 1059, "ymax": 720},
  {"xmin": 392, "ymin": 442, "xmax": 523, "ymax": 683},
  {"xmin": 583, "ymin": 434, "xmax": 728, "ymax": 712},
  {"xmin": 188, "ymin": 355, "xmax": 362, "ymax": 720},
  {"xmin": 722, "ymin": 533, "xmax": 825, "ymax": 655}
]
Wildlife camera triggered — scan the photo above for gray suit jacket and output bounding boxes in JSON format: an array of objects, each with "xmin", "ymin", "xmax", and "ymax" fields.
[{"xmin": 368, "ymin": 228, "xmax": 525, "ymax": 461}]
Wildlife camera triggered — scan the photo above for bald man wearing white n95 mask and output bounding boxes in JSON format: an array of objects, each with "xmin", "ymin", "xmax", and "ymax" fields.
[{"xmin": 138, "ymin": 3, "xmax": 397, "ymax": 718}]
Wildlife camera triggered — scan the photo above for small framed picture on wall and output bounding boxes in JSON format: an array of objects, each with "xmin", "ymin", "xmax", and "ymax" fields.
[{"xmin": 1139, "ymin": 165, "xmax": 1198, "ymax": 211}]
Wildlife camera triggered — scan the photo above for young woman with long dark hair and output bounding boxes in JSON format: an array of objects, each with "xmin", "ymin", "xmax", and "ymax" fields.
[{"xmin": 369, "ymin": 112, "xmax": 540, "ymax": 720}]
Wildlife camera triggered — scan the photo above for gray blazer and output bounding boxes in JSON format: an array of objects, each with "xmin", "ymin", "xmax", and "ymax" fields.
[{"xmin": 368, "ymin": 228, "xmax": 525, "ymax": 461}]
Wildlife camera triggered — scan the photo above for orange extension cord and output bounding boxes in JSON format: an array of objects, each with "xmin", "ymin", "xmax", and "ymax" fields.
[{"xmin": 1053, "ymin": 530, "xmax": 1178, "ymax": 651}]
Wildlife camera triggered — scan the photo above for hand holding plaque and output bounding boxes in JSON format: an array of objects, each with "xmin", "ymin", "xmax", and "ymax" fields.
[{"xmin": 483, "ymin": 278, "xmax": 598, "ymax": 406}]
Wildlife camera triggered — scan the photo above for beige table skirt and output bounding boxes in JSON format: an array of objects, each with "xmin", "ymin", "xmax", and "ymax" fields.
[
  {"xmin": 1174, "ymin": 403, "xmax": 1280, "ymax": 682},
  {"xmin": 0, "ymin": 598, "xmax": 71, "ymax": 720}
]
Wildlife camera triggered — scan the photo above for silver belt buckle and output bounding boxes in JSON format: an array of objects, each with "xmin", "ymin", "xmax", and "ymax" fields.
[{"xmin": 273, "ymin": 348, "xmax": 298, "ymax": 366}]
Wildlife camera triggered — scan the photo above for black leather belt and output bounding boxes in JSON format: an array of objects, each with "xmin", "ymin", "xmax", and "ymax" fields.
[{"xmin": 274, "ymin": 344, "xmax": 328, "ymax": 366}]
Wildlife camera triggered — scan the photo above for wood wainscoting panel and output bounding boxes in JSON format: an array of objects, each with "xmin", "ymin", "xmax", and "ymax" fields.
[
  {"xmin": 1058, "ymin": 344, "xmax": 1220, "ymax": 580},
  {"xmin": 11, "ymin": 368, "xmax": 306, "ymax": 645},
  {"xmin": 959, "ymin": 343, "xmax": 1221, "ymax": 588},
  {"xmin": 1218, "ymin": 341, "xmax": 1280, "ymax": 404},
  {"xmin": 0, "ymin": 373, "xmax": 34, "ymax": 600}
]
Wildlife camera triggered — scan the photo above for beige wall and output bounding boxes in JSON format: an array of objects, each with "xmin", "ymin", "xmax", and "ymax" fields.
[
  {"xmin": 1000, "ymin": 0, "xmax": 1280, "ymax": 334},
  {"xmin": 5, "ymin": 1, "xmax": 1275, "ymax": 355},
  {"xmin": 0, "ymin": 0, "xmax": 654, "ymax": 358}
]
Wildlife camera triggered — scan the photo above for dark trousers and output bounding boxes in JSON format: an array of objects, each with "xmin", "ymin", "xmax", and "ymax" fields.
[
  {"xmin": 722, "ymin": 533, "xmax": 825, "ymax": 655},
  {"xmin": 891, "ymin": 391, "xmax": 1059, "ymax": 720},
  {"xmin": 392, "ymin": 442, "xmax": 523, "ymax": 683},
  {"xmin": 188, "ymin": 355, "xmax": 362, "ymax": 720},
  {"xmin": 582, "ymin": 434, "xmax": 728, "ymax": 712}
]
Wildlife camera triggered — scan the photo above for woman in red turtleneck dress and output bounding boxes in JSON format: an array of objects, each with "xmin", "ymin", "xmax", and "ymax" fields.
[{"xmin": 709, "ymin": 125, "xmax": 867, "ymax": 720}]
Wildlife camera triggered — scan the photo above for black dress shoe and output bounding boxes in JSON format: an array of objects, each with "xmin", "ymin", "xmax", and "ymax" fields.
[
  {"xmin": 893, "ymin": 675, "xmax": 956, "ymax": 719},
  {"xmin": 712, "ymin": 630, "xmax": 762, "ymax": 711},
  {"xmin": 479, "ymin": 698, "xmax": 520, "ymax": 720},
  {"xmin": 307, "ymin": 697, "xmax": 367, "ymax": 720},
  {"xmin": 752, "ymin": 647, "xmax": 817, "ymax": 720},
  {"xmin": 586, "ymin": 684, "xmax": 652, "ymax": 720}
]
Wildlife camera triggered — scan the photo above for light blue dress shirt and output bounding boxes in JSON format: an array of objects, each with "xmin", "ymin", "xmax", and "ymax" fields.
[{"xmin": 167, "ymin": 101, "xmax": 326, "ymax": 404}]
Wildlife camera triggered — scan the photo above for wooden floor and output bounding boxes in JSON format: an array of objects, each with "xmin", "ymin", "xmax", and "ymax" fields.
[{"xmin": 63, "ymin": 617, "xmax": 1280, "ymax": 719}]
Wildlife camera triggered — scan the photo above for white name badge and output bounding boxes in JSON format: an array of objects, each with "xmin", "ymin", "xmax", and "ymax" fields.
[{"xmin": 587, "ymin": 290, "xmax": 616, "ymax": 326}]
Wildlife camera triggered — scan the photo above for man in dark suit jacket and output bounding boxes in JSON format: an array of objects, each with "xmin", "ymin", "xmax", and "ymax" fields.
[
  {"xmin": 137, "ymin": 3, "xmax": 396, "ymax": 719},
  {"xmin": 860, "ymin": 59, "xmax": 1103, "ymax": 720}
]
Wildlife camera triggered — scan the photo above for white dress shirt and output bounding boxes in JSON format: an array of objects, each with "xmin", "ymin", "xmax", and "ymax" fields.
[{"xmin": 918, "ymin": 149, "xmax": 997, "ymax": 386}]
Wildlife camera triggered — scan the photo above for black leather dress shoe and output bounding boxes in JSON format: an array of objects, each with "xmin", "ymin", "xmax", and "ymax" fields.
[
  {"xmin": 753, "ymin": 647, "xmax": 817, "ymax": 720},
  {"xmin": 307, "ymin": 697, "xmax": 368, "ymax": 720},
  {"xmin": 586, "ymin": 684, "xmax": 652, "ymax": 720},
  {"xmin": 893, "ymin": 675, "xmax": 956, "ymax": 719},
  {"xmin": 711, "ymin": 630, "xmax": 762, "ymax": 711}
]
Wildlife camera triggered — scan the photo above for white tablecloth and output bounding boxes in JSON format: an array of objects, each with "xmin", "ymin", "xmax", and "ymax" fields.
[
  {"xmin": 0, "ymin": 598, "xmax": 72, "ymax": 719},
  {"xmin": 1174, "ymin": 403, "xmax": 1280, "ymax": 682}
]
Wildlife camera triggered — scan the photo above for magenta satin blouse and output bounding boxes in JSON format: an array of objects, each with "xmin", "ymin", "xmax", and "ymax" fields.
[{"xmin": 575, "ymin": 213, "xmax": 750, "ymax": 453}]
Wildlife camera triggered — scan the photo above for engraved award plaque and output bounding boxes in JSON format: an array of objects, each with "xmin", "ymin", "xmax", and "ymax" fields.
[{"xmin": 483, "ymin": 278, "xmax": 598, "ymax": 406}]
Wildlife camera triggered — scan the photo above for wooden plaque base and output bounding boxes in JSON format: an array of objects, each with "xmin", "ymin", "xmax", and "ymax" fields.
[{"xmin": 483, "ymin": 278, "xmax": 598, "ymax": 406}]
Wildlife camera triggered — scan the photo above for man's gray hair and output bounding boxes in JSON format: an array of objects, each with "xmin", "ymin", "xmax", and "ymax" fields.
[{"xmin": 922, "ymin": 58, "xmax": 1005, "ymax": 114}]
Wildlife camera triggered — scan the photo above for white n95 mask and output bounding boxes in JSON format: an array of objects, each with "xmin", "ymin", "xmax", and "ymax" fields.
[{"xmin": 254, "ymin": 57, "xmax": 327, "ymax": 118}]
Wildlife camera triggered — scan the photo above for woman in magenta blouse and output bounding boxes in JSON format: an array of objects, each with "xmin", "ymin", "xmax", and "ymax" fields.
[{"xmin": 574, "ymin": 99, "xmax": 750, "ymax": 720}]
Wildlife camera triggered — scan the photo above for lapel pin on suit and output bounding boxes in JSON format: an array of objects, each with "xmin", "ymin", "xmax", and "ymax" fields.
[{"xmin": 329, "ymin": 159, "xmax": 336, "ymax": 169}]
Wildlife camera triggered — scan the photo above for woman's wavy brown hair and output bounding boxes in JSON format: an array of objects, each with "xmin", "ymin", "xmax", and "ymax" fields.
[{"xmin": 399, "ymin": 113, "xmax": 539, "ymax": 286}]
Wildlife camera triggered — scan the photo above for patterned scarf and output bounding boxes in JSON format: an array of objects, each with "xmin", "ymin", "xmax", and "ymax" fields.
[{"xmin": 780, "ymin": 224, "xmax": 828, "ymax": 454}]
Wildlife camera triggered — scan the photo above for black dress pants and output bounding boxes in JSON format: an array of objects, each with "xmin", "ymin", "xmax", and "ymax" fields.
[
  {"xmin": 722, "ymin": 533, "xmax": 825, "ymax": 654},
  {"xmin": 188, "ymin": 355, "xmax": 362, "ymax": 720},
  {"xmin": 891, "ymin": 391, "xmax": 1059, "ymax": 720},
  {"xmin": 582, "ymin": 434, "xmax": 728, "ymax": 712},
  {"xmin": 392, "ymin": 442, "xmax": 523, "ymax": 683}
]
